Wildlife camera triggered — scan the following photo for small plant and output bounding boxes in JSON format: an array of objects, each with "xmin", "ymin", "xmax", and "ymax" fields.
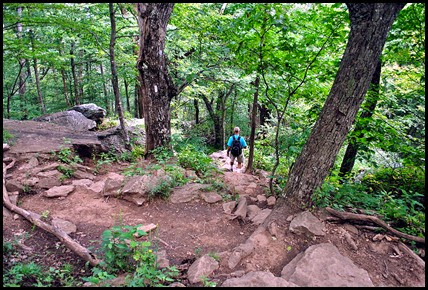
[
  {"xmin": 150, "ymin": 146, "xmax": 173, "ymax": 163},
  {"xmin": 82, "ymin": 267, "xmax": 116, "ymax": 285},
  {"xmin": 123, "ymin": 163, "xmax": 146, "ymax": 176},
  {"xmin": 3, "ymin": 262, "xmax": 47, "ymax": 287},
  {"xmin": 131, "ymin": 145, "xmax": 145, "ymax": 160},
  {"xmin": 3, "ymin": 129, "xmax": 14, "ymax": 143},
  {"xmin": 57, "ymin": 165, "xmax": 75, "ymax": 179},
  {"xmin": 22, "ymin": 184, "xmax": 31, "ymax": 193},
  {"xmin": 207, "ymin": 252, "xmax": 220, "ymax": 262},
  {"xmin": 148, "ymin": 177, "xmax": 174, "ymax": 200},
  {"xmin": 41, "ymin": 210, "xmax": 50, "ymax": 220},
  {"xmin": 52, "ymin": 147, "xmax": 82, "ymax": 165},
  {"xmin": 200, "ymin": 276, "xmax": 217, "ymax": 287}
]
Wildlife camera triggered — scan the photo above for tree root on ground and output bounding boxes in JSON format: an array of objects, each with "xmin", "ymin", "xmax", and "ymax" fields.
[
  {"xmin": 3, "ymin": 150, "xmax": 101, "ymax": 267},
  {"xmin": 325, "ymin": 207, "xmax": 425, "ymax": 244}
]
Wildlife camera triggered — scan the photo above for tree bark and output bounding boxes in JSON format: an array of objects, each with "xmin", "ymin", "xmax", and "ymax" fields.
[
  {"xmin": 99, "ymin": 62, "xmax": 110, "ymax": 114},
  {"xmin": 283, "ymin": 3, "xmax": 405, "ymax": 207},
  {"xmin": 194, "ymin": 99, "xmax": 199, "ymax": 125},
  {"xmin": 134, "ymin": 84, "xmax": 139, "ymax": 118},
  {"xmin": 339, "ymin": 58, "xmax": 382, "ymax": 179},
  {"xmin": 109, "ymin": 3, "xmax": 130, "ymax": 150},
  {"xmin": 136, "ymin": 3, "xmax": 176, "ymax": 157},
  {"xmin": 30, "ymin": 30, "xmax": 46, "ymax": 114},
  {"xmin": 17, "ymin": 6, "xmax": 27, "ymax": 116},
  {"xmin": 70, "ymin": 41, "xmax": 80, "ymax": 105},
  {"xmin": 245, "ymin": 75, "xmax": 260, "ymax": 173},
  {"xmin": 259, "ymin": 103, "xmax": 270, "ymax": 128},
  {"xmin": 124, "ymin": 77, "xmax": 130, "ymax": 112}
]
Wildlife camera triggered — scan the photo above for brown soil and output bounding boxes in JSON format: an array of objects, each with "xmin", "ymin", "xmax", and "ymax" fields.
[{"xmin": 3, "ymin": 132, "xmax": 425, "ymax": 287}]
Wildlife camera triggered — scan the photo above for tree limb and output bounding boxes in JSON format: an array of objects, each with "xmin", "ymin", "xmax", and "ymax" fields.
[{"xmin": 326, "ymin": 207, "xmax": 425, "ymax": 244}]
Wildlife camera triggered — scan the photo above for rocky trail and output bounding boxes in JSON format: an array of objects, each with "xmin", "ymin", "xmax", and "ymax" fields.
[{"xmin": 3, "ymin": 131, "xmax": 425, "ymax": 287}]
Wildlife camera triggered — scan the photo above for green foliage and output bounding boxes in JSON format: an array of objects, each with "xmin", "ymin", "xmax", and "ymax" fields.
[
  {"xmin": 57, "ymin": 165, "xmax": 75, "ymax": 180},
  {"xmin": 52, "ymin": 147, "xmax": 83, "ymax": 165},
  {"xmin": 3, "ymin": 130, "xmax": 13, "ymax": 143},
  {"xmin": 201, "ymin": 276, "xmax": 217, "ymax": 287},
  {"xmin": 82, "ymin": 267, "xmax": 116, "ymax": 285},
  {"xmin": 147, "ymin": 177, "xmax": 174, "ymax": 200},
  {"xmin": 122, "ymin": 163, "xmax": 146, "ymax": 177},
  {"xmin": 176, "ymin": 144, "xmax": 216, "ymax": 176},
  {"xmin": 150, "ymin": 146, "xmax": 173, "ymax": 163},
  {"xmin": 131, "ymin": 145, "xmax": 145, "ymax": 161},
  {"xmin": 3, "ymin": 262, "xmax": 53, "ymax": 287}
]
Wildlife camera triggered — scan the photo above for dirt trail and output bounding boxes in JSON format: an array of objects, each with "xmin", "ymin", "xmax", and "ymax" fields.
[{"xmin": 3, "ymin": 144, "xmax": 425, "ymax": 287}]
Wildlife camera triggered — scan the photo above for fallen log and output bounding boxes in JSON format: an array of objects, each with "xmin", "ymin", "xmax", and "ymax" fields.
[
  {"xmin": 3, "ymin": 155, "xmax": 100, "ymax": 267},
  {"xmin": 325, "ymin": 207, "xmax": 425, "ymax": 244}
]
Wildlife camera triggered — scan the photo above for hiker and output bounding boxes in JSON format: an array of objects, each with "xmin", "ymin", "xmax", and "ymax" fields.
[{"xmin": 226, "ymin": 127, "xmax": 247, "ymax": 172}]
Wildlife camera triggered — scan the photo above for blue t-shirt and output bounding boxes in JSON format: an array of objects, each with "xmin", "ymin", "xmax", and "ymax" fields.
[{"xmin": 227, "ymin": 134, "xmax": 247, "ymax": 148}]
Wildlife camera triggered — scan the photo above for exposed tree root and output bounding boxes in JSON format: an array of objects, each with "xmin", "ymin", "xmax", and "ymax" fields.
[
  {"xmin": 3, "ymin": 150, "xmax": 101, "ymax": 267},
  {"xmin": 325, "ymin": 207, "xmax": 425, "ymax": 244}
]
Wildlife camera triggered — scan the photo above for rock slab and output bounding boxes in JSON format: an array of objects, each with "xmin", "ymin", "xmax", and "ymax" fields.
[
  {"xmin": 222, "ymin": 271, "xmax": 296, "ymax": 287},
  {"xmin": 281, "ymin": 243, "xmax": 373, "ymax": 287},
  {"xmin": 44, "ymin": 185, "xmax": 75, "ymax": 198}
]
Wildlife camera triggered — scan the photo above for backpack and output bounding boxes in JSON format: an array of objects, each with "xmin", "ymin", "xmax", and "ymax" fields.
[{"xmin": 230, "ymin": 136, "xmax": 242, "ymax": 157}]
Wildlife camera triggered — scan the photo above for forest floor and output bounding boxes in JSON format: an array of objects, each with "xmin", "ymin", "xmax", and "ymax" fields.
[{"xmin": 2, "ymin": 121, "xmax": 425, "ymax": 287}]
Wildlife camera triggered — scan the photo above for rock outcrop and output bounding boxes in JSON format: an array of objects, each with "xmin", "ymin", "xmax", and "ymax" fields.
[
  {"xmin": 222, "ymin": 271, "xmax": 296, "ymax": 287},
  {"xmin": 34, "ymin": 110, "xmax": 96, "ymax": 131},
  {"xmin": 68, "ymin": 103, "xmax": 106, "ymax": 124}
]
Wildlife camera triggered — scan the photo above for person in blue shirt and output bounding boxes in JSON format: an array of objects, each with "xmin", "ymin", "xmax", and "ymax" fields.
[{"xmin": 226, "ymin": 127, "xmax": 247, "ymax": 172}]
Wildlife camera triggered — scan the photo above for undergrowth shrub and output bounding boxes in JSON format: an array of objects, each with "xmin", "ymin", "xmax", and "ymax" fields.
[{"xmin": 176, "ymin": 144, "xmax": 216, "ymax": 176}]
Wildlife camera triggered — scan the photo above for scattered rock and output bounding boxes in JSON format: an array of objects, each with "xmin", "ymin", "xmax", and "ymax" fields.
[
  {"xmin": 134, "ymin": 223, "xmax": 157, "ymax": 237},
  {"xmin": 87, "ymin": 180, "xmax": 105, "ymax": 195},
  {"xmin": 73, "ymin": 170, "xmax": 95, "ymax": 180},
  {"xmin": 52, "ymin": 218, "xmax": 77, "ymax": 234},
  {"xmin": 185, "ymin": 170, "xmax": 198, "ymax": 179},
  {"xmin": 31, "ymin": 162, "xmax": 60, "ymax": 175},
  {"xmin": 44, "ymin": 185, "xmax": 75, "ymax": 198},
  {"xmin": 121, "ymin": 176, "xmax": 147, "ymax": 195},
  {"xmin": 266, "ymin": 196, "xmax": 276, "ymax": 206},
  {"xmin": 122, "ymin": 195, "xmax": 146, "ymax": 206},
  {"xmin": 228, "ymin": 242, "xmax": 254, "ymax": 269},
  {"xmin": 343, "ymin": 223, "xmax": 359, "ymax": 235},
  {"xmin": 169, "ymin": 282, "xmax": 186, "ymax": 287},
  {"xmin": 37, "ymin": 177, "xmax": 62, "ymax": 189},
  {"xmin": 103, "ymin": 172, "xmax": 124, "ymax": 197},
  {"xmin": 14, "ymin": 214, "xmax": 20, "ymax": 220},
  {"xmin": 373, "ymin": 234, "xmax": 384, "ymax": 242},
  {"xmin": 68, "ymin": 103, "xmax": 106, "ymax": 124},
  {"xmin": 368, "ymin": 241, "xmax": 391, "ymax": 254},
  {"xmin": 289, "ymin": 211, "xmax": 325, "ymax": 236},
  {"xmin": 170, "ymin": 183, "xmax": 209, "ymax": 204},
  {"xmin": 256, "ymin": 195, "xmax": 267, "ymax": 203},
  {"xmin": 286, "ymin": 215, "xmax": 294, "ymax": 222},
  {"xmin": 223, "ymin": 201, "xmax": 237, "ymax": 215},
  {"xmin": 34, "ymin": 110, "xmax": 97, "ymax": 131},
  {"xmin": 232, "ymin": 196, "xmax": 247, "ymax": 219},
  {"xmin": 5, "ymin": 179, "xmax": 24, "ymax": 193},
  {"xmin": 251, "ymin": 209, "xmax": 272, "ymax": 225},
  {"xmin": 222, "ymin": 271, "xmax": 296, "ymax": 287},
  {"xmin": 341, "ymin": 229, "xmax": 358, "ymax": 251},
  {"xmin": 187, "ymin": 254, "xmax": 219, "ymax": 284},
  {"xmin": 267, "ymin": 221, "xmax": 280, "ymax": 238},
  {"xmin": 200, "ymin": 191, "xmax": 223, "ymax": 203},
  {"xmin": 247, "ymin": 205, "xmax": 261, "ymax": 220},
  {"xmin": 156, "ymin": 250, "xmax": 170, "ymax": 268},
  {"xmin": 25, "ymin": 177, "xmax": 39, "ymax": 187},
  {"xmin": 71, "ymin": 179, "xmax": 93, "ymax": 189},
  {"xmin": 248, "ymin": 182, "xmax": 257, "ymax": 189},
  {"xmin": 8, "ymin": 192, "xmax": 19, "ymax": 206},
  {"xmin": 37, "ymin": 169, "xmax": 62, "ymax": 178},
  {"xmin": 18, "ymin": 156, "xmax": 39, "ymax": 171},
  {"xmin": 281, "ymin": 243, "xmax": 373, "ymax": 287}
]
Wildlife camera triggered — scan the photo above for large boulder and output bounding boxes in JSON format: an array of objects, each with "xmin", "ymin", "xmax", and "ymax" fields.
[
  {"xmin": 281, "ymin": 243, "xmax": 373, "ymax": 287},
  {"xmin": 96, "ymin": 125, "xmax": 145, "ymax": 153},
  {"xmin": 103, "ymin": 172, "xmax": 124, "ymax": 197},
  {"xmin": 68, "ymin": 103, "xmax": 106, "ymax": 124},
  {"xmin": 222, "ymin": 271, "xmax": 296, "ymax": 287},
  {"xmin": 170, "ymin": 183, "xmax": 209, "ymax": 204},
  {"xmin": 34, "ymin": 110, "xmax": 96, "ymax": 131}
]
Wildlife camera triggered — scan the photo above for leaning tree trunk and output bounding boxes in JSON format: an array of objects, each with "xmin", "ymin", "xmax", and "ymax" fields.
[
  {"xmin": 136, "ymin": 3, "xmax": 176, "ymax": 157},
  {"xmin": 283, "ymin": 3, "xmax": 405, "ymax": 207},
  {"xmin": 339, "ymin": 58, "xmax": 382, "ymax": 179},
  {"xmin": 245, "ymin": 75, "xmax": 260, "ymax": 173},
  {"xmin": 109, "ymin": 3, "xmax": 130, "ymax": 150}
]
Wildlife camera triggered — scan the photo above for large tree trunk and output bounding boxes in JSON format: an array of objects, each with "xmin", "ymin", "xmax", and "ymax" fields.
[
  {"xmin": 136, "ymin": 3, "xmax": 176, "ymax": 156},
  {"xmin": 109, "ymin": 3, "xmax": 130, "ymax": 150},
  {"xmin": 339, "ymin": 58, "xmax": 382, "ymax": 179},
  {"xmin": 283, "ymin": 3, "xmax": 405, "ymax": 207},
  {"xmin": 245, "ymin": 75, "xmax": 260, "ymax": 173},
  {"xmin": 30, "ymin": 30, "xmax": 46, "ymax": 114},
  {"xmin": 70, "ymin": 41, "xmax": 80, "ymax": 105},
  {"xmin": 134, "ymin": 84, "xmax": 139, "ymax": 118}
]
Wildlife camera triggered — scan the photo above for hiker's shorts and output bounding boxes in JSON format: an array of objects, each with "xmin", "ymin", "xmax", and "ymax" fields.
[{"xmin": 230, "ymin": 152, "xmax": 244, "ymax": 164}]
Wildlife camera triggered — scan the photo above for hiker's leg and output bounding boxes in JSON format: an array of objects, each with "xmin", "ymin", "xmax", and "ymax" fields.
[
  {"xmin": 230, "ymin": 155, "xmax": 235, "ymax": 170},
  {"xmin": 237, "ymin": 153, "xmax": 244, "ymax": 168}
]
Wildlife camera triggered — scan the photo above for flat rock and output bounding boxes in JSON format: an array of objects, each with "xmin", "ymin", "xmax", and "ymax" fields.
[
  {"xmin": 121, "ymin": 175, "xmax": 147, "ymax": 195},
  {"xmin": 134, "ymin": 223, "xmax": 157, "ymax": 237},
  {"xmin": 34, "ymin": 110, "xmax": 96, "ymax": 131},
  {"xmin": 5, "ymin": 179, "xmax": 23, "ymax": 193},
  {"xmin": 248, "ymin": 182, "xmax": 257, "ymax": 189},
  {"xmin": 36, "ymin": 177, "xmax": 62, "ymax": 189},
  {"xmin": 281, "ymin": 243, "xmax": 373, "ymax": 287},
  {"xmin": 37, "ymin": 169, "xmax": 61, "ymax": 178},
  {"xmin": 223, "ymin": 201, "xmax": 237, "ymax": 214},
  {"xmin": 222, "ymin": 271, "xmax": 296, "ymax": 287},
  {"xmin": 251, "ymin": 209, "xmax": 272, "ymax": 225},
  {"xmin": 44, "ymin": 185, "xmax": 75, "ymax": 198},
  {"xmin": 122, "ymin": 195, "xmax": 146, "ymax": 206},
  {"xmin": 170, "ymin": 183, "xmax": 209, "ymax": 204},
  {"xmin": 200, "ymin": 191, "xmax": 222, "ymax": 203},
  {"xmin": 289, "ymin": 211, "xmax": 325, "ymax": 236},
  {"xmin": 52, "ymin": 218, "xmax": 77, "ymax": 234},
  {"xmin": 71, "ymin": 179, "xmax": 93, "ymax": 188},
  {"xmin": 87, "ymin": 180, "xmax": 105, "ymax": 195},
  {"xmin": 187, "ymin": 254, "xmax": 219, "ymax": 284},
  {"xmin": 18, "ymin": 156, "xmax": 39, "ymax": 171},
  {"xmin": 73, "ymin": 170, "xmax": 95, "ymax": 180},
  {"xmin": 256, "ymin": 195, "xmax": 267, "ymax": 203},
  {"xmin": 247, "ymin": 204, "xmax": 261, "ymax": 220},
  {"xmin": 156, "ymin": 250, "xmax": 170, "ymax": 268},
  {"xmin": 233, "ymin": 196, "xmax": 247, "ymax": 219}
]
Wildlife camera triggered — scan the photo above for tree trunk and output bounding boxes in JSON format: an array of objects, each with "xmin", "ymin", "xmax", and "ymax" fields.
[
  {"xmin": 259, "ymin": 103, "xmax": 270, "ymax": 127},
  {"xmin": 124, "ymin": 77, "xmax": 130, "ymax": 112},
  {"xmin": 136, "ymin": 3, "xmax": 176, "ymax": 157},
  {"xmin": 283, "ymin": 3, "xmax": 405, "ymax": 207},
  {"xmin": 78, "ymin": 49, "xmax": 84, "ymax": 102},
  {"xmin": 17, "ymin": 6, "xmax": 27, "ymax": 115},
  {"xmin": 339, "ymin": 58, "xmax": 382, "ymax": 179},
  {"xmin": 30, "ymin": 30, "xmax": 46, "ymax": 114},
  {"xmin": 134, "ymin": 84, "xmax": 139, "ymax": 118},
  {"xmin": 194, "ymin": 99, "xmax": 199, "ymax": 124},
  {"xmin": 245, "ymin": 75, "xmax": 260, "ymax": 173},
  {"xmin": 60, "ymin": 69, "xmax": 71, "ymax": 107},
  {"xmin": 229, "ymin": 88, "xmax": 236, "ymax": 135},
  {"xmin": 70, "ymin": 41, "xmax": 80, "ymax": 105},
  {"xmin": 109, "ymin": 3, "xmax": 130, "ymax": 150},
  {"xmin": 99, "ymin": 62, "xmax": 110, "ymax": 114}
]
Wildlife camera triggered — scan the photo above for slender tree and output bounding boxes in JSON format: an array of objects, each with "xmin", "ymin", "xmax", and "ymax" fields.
[
  {"xmin": 29, "ymin": 29, "xmax": 46, "ymax": 114},
  {"xmin": 109, "ymin": 3, "xmax": 130, "ymax": 150},
  {"xmin": 282, "ymin": 3, "xmax": 405, "ymax": 207}
]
